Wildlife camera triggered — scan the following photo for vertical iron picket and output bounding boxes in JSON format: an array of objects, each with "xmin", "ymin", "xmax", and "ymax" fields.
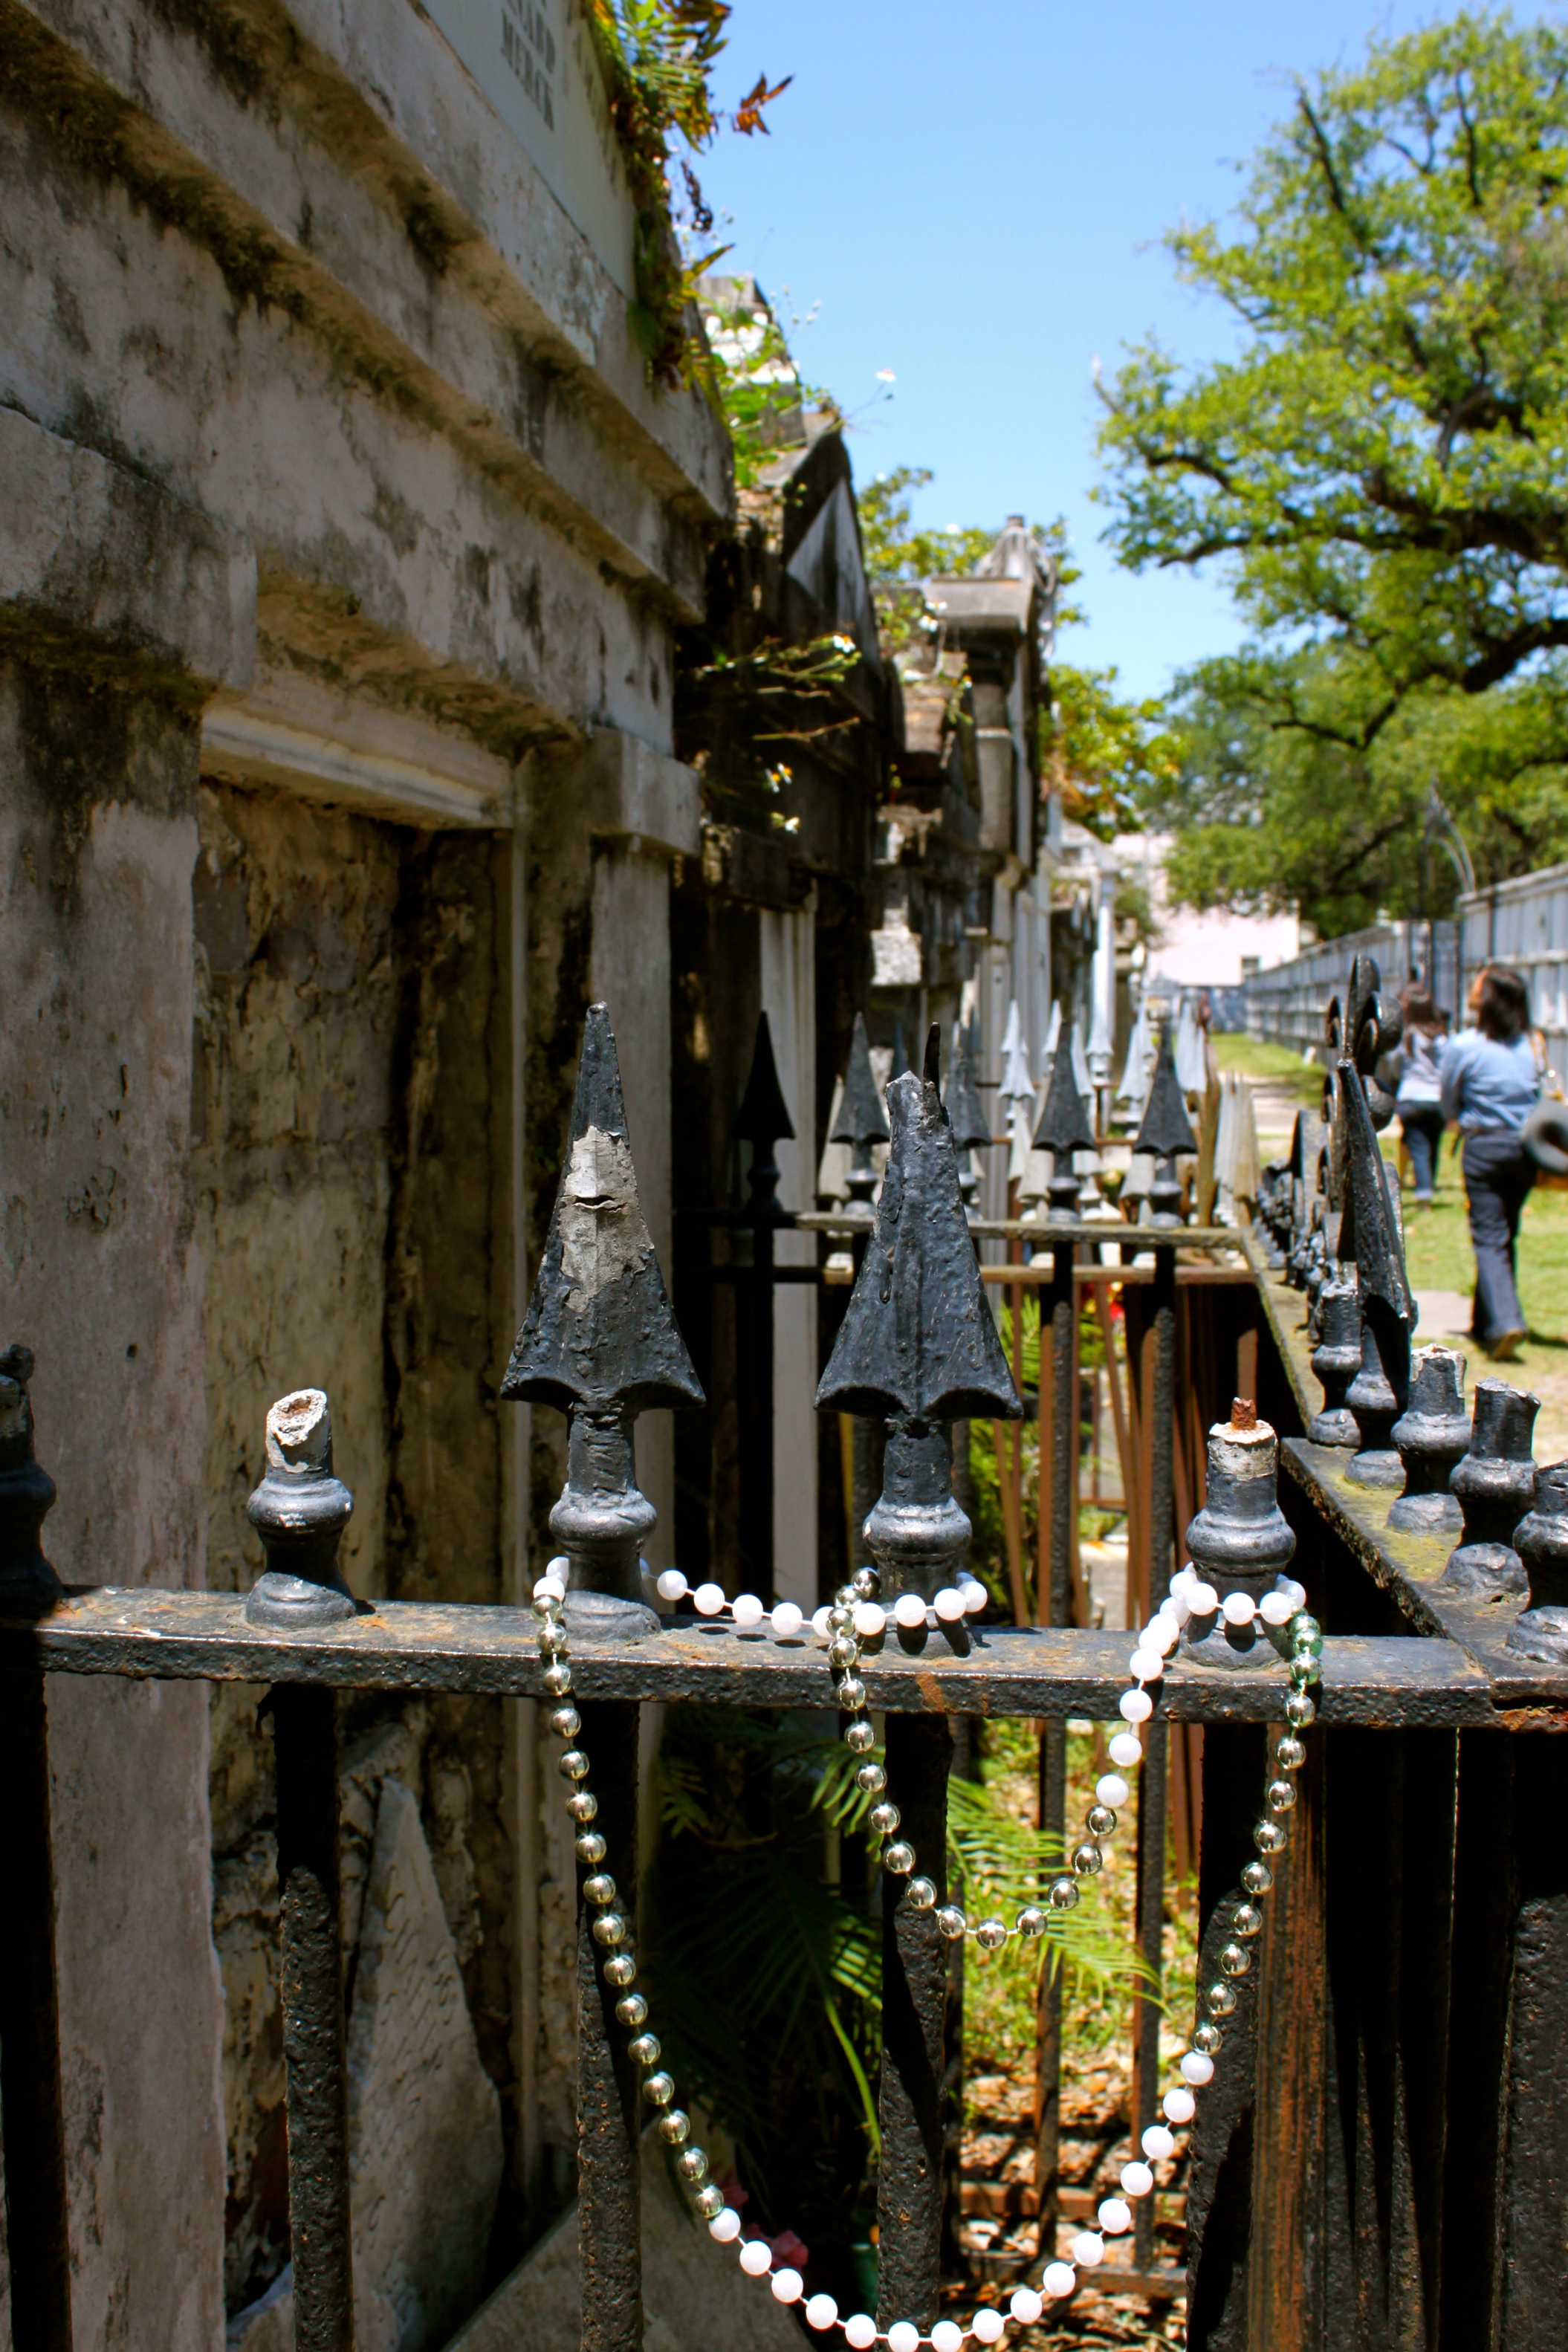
[
  {"xmin": 0, "ymin": 1348, "xmax": 74, "ymax": 2352},
  {"xmin": 0, "ymin": 1662, "xmax": 74, "ymax": 2352},
  {"xmin": 576, "ymin": 1700, "xmax": 645, "ymax": 2352},
  {"xmin": 272, "ymin": 1682, "xmax": 354, "ymax": 2352},
  {"xmin": 878, "ymin": 1713, "xmax": 953, "ymax": 2333}
]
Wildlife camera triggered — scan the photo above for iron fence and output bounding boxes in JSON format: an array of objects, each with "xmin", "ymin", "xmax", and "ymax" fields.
[{"xmin": 3, "ymin": 978, "xmax": 1567, "ymax": 2352}]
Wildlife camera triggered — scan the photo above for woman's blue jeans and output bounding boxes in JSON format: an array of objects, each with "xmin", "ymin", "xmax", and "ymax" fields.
[{"xmin": 1399, "ymin": 1104, "xmax": 1445, "ymax": 1199}]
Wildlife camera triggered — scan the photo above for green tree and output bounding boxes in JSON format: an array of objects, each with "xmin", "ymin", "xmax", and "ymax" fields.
[
  {"xmin": 1098, "ymin": 13, "xmax": 1568, "ymax": 904},
  {"xmin": 1153, "ymin": 647, "xmax": 1568, "ymax": 936},
  {"xmin": 1043, "ymin": 661, "xmax": 1181, "ymax": 842}
]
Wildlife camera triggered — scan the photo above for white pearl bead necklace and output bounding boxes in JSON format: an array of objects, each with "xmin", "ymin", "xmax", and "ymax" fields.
[
  {"xmin": 533, "ymin": 1555, "xmax": 1323, "ymax": 2340},
  {"xmin": 652, "ymin": 1565, "xmax": 988, "ymax": 1637}
]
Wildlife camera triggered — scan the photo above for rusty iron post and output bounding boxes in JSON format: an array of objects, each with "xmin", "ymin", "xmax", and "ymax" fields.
[
  {"xmin": 1444, "ymin": 1380, "xmax": 1540, "ymax": 1598},
  {"xmin": 817, "ymin": 1035, "xmax": 1020, "ymax": 2327},
  {"xmin": 574, "ymin": 1698, "xmax": 644, "ymax": 2352},
  {"xmin": 733, "ymin": 1011, "xmax": 795, "ymax": 1601},
  {"xmin": 1388, "ymin": 1346, "xmax": 1469, "ymax": 1535},
  {"xmin": 1131, "ymin": 1716, "xmax": 1168, "ymax": 2273},
  {"xmin": 1508, "ymin": 1462, "xmax": 1568, "ymax": 1663},
  {"xmin": 504, "ymin": 1005, "xmax": 704, "ymax": 2351},
  {"xmin": 271, "ymin": 1682, "xmax": 354, "ymax": 2352},
  {"xmin": 1307, "ymin": 1280, "xmax": 1361, "ymax": 1448},
  {"xmin": 244, "ymin": 1389, "xmax": 356, "ymax": 1627},
  {"xmin": 249, "ymin": 1389, "xmax": 356, "ymax": 2351},
  {"xmin": 1026, "ymin": 1050, "xmax": 1091, "ymax": 2244},
  {"xmin": 0, "ymin": 1345, "xmax": 74, "ymax": 2352}
]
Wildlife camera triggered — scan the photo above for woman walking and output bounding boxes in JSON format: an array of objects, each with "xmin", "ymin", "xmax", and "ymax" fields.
[
  {"xmin": 1390, "ymin": 985, "xmax": 1448, "ymax": 1205},
  {"xmin": 1440, "ymin": 965, "xmax": 1541, "ymax": 1361}
]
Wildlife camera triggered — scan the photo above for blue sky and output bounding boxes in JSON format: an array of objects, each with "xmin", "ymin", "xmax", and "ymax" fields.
[{"xmin": 695, "ymin": 0, "xmax": 1555, "ymax": 699}]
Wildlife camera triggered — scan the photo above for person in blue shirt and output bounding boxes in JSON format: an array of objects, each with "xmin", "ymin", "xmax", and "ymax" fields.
[{"xmin": 1439, "ymin": 965, "xmax": 1542, "ymax": 1360}]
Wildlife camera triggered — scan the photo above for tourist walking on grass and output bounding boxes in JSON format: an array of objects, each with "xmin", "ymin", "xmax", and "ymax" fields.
[
  {"xmin": 1440, "ymin": 965, "xmax": 1541, "ymax": 1361},
  {"xmin": 1390, "ymin": 985, "xmax": 1448, "ymax": 1205}
]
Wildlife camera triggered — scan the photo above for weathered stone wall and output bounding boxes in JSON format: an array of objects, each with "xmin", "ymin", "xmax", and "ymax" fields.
[
  {"xmin": 191, "ymin": 776, "xmax": 525, "ymax": 2308},
  {"xmin": 0, "ymin": 659, "xmax": 227, "ymax": 2349},
  {"xmin": 0, "ymin": 0, "xmax": 726, "ymax": 2322}
]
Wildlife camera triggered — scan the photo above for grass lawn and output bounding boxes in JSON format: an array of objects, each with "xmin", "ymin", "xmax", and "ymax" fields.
[{"xmin": 1211, "ymin": 1031, "xmax": 1326, "ymax": 1108}]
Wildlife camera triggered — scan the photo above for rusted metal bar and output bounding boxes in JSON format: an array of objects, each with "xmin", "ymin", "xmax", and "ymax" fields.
[
  {"xmin": 1131, "ymin": 1716, "xmax": 1167, "ymax": 2275},
  {"xmin": 733, "ymin": 1012, "xmax": 795, "ymax": 1601},
  {"xmin": 1245, "ymin": 1714, "xmax": 1326, "ymax": 2348},
  {"xmin": 812, "ymin": 1044, "xmax": 1017, "ymax": 2325},
  {"xmin": 1185, "ymin": 1720, "xmax": 1266, "ymax": 2349},
  {"xmin": 1150, "ymin": 1251, "xmax": 1178, "ymax": 1605},
  {"xmin": 1, "ymin": 1593, "xmax": 1503, "ymax": 1720},
  {"xmin": 0, "ymin": 1662, "xmax": 74, "ymax": 2352},
  {"xmin": 271, "ymin": 1682, "xmax": 354, "ymax": 2352},
  {"xmin": 1491, "ymin": 1732, "xmax": 1568, "ymax": 2348},
  {"xmin": 1033, "ymin": 1717, "xmax": 1066, "ymax": 2261},
  {"xmin": 878, "ymin": 1712, "xmax": 953, "ymax": 2332},
  {"xmin": 1033, "ymin": 1233, "xmax": 1076, "ymax": 2252},
  {"xmin": 576, "ymin": 1699, "xmax": 644, "ymax": 2352},
  {"xmin": 0, "ymin": 1346, "xmax": 72, "ymax": 2352},
  {"xmin": 976, "ymin": 1263, "xmax": 1257, "ymax": 1286},
  {"xmin": 1439, "ymin": 1729, "xmax": 1514, "ymax": 2346}
]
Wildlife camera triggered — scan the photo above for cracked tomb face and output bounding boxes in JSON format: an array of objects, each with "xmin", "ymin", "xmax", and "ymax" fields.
[{"xmin": 560, "ymin": 1126, "xmax": 652, "ymax": 1305}]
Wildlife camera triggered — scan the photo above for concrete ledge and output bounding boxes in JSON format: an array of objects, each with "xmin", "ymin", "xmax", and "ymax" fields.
[
  {"xmin": 203, "ymin": 670, "xmax": 516, "ymax": 829},
  {"xmin": 0, "ymin": 407, "xmax": 255, "ymax": 690},
  {"xmin": 545, "ymin": 730, "xmax": 701, "ymax": 858}
]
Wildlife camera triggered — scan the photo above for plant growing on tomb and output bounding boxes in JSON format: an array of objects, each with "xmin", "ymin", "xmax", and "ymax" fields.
[{"xmin": 587, "ymin": 1, "xmax": 791, "ymax": 388}]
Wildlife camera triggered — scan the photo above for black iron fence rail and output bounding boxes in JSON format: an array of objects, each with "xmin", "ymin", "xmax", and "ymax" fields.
[
  {"xmin": 0, "ymin": 1590, "xmax": 1498, "ymax": 1724},
  {"xmin": 10, "ymin": 995, "xmax": 1568, "ymax": 2352}
]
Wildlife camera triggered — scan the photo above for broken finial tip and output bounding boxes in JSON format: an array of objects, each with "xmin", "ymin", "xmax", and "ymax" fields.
[
  {"xmin": 266, "ymin": 1389, "xmax": 332, "ymax": 1473},
  {"xmin": 1231, "ymin": 1397, "xmax": 1257, "ymax": 1431}
]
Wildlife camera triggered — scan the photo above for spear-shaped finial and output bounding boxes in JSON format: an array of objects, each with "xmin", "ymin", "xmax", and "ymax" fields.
[
  {"xmin": 943, "ymin": 1025, "xmax": 991, "ymax": 1212},
  {"xmin": 1133, "ymin": 1023, "xmax": 1197, "ymax": 1225},
  {"xmin": 1338, "ymin": 1054, "xmax": 1416, "ymax": 1333},
  {"xmin": 817, "ymin": 1066, "xmax": 1020, "ymax": 1615},
  {"xmin": 1027, "ymin": 1011, "xmax": 1093, "ymax": 1221},
  {"xmin": 502, "ymin": 1004, "xmax": 704, "ymax": 1637},
  {"xmin": 0, "ymin": 1346, "xmax": 63, "ymax": 1617},
  {"xmin": 1329, "ymin": 1040, "xmax": 1416, "ymax": 1483},
  {"xmin": 830, "ymin": 1012, "xmax": 890, "ymax": 1219},
  {"xmin": 735, "ymin": 1010, "xmax": 795, "ymax": 1224}
]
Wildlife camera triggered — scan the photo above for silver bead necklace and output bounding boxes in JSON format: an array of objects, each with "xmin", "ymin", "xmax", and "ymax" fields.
[{"xmin": 534, "ymin": 1561, "xmax": 1322, "ymax": 2344}]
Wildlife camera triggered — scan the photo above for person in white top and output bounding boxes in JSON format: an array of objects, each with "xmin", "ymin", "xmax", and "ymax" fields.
[{"xmin": 1388, "ymin": 985, "xmax": 1448, "ymax": 1205}]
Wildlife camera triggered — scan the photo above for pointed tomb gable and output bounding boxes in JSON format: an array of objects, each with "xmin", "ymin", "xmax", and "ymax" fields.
[
  {"xmin": 816, "ymin": 1069, "xmax": 1021, "ymax": 1424},
  {"xmin": 502, "ymin": 1005, "xmax": 704, "ymax": 1416}
]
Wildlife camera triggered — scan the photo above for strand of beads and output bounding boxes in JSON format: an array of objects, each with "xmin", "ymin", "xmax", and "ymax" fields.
[
  {"xmin": 653, "ymin": 1565, "xmax": 988, "ymax": 1639},
  {"xmin": 532, "ymin": 1557, "xmax": 1322, "ymax": 2343}
]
